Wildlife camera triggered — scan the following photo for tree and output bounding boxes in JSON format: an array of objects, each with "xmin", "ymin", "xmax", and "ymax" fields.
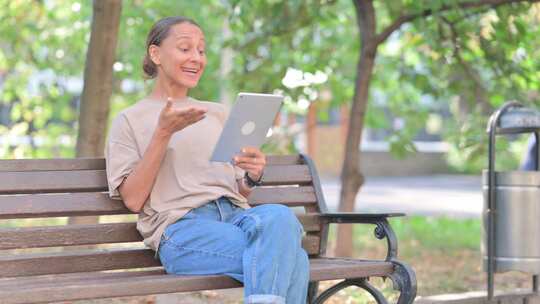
[
  {"xmin": 68, "ymin": 0, "xmax": 122, "ymax": 227},
  {"xmin": 336, "ymin": 0, "xmax": 540, "ymax": 256},
  {"xmin": 75, "ymin": 0, "xmax": 122, "ymax": 158},
  {"xmin": 0, "ymin": 1, "xmax": 92, "ymax": 158}
]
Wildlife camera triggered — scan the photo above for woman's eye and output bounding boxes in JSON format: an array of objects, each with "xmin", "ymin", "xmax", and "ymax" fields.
[{"xmin": 199, "ymin": 50, "xmax": 206, "ymax": 55}]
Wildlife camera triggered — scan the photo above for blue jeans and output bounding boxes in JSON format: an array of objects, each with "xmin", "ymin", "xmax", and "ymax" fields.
[
  {"xmin": 522, "ymin": 135, "xmax": 538, "ymax": 170},
  {"xmin": 158, "ymin": 197, "xmax": 309, "ymax": 304}
]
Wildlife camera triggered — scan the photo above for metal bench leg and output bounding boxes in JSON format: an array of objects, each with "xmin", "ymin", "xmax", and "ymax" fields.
[
  {"xmin": 307, "ymin": 282, "xmax": 319, "ymax": 303},
  {"xmin": 311, "ymin": 278, "xmax": 388, "ymax": 304},
  {"xmin": 374, "ymin": 219, "xmax": 417, "ymax": 304},
  {"xmin": 388, "ymin": 260, "xmax": 417, "ymax": 304}
]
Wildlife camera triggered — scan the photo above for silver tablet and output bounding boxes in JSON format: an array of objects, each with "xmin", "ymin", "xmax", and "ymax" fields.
[{"xmin": 210, "ymin": 92, "xmax": 283, "ymax": 163}]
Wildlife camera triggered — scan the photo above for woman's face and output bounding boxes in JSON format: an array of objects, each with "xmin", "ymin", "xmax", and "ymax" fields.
[{"xmin": 151, "ymin": 22, "xmax": 207, "ymax": 89}]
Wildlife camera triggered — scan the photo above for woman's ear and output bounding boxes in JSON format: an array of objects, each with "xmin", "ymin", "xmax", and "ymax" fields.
[{"xmin": 148, "ymin": 45, "xmax": 161, "ymax": 66}]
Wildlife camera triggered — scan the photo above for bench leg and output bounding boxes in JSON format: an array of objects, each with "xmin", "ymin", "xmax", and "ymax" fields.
[
  {"xmin": 311, "ymin": 278, "xmax": 388, "ymax": 304},
  {"xmin": 309, "ymin": 261, "xmax": 417, "ymax": 304},
  {"xmin": 374, "ymin": 218, "xmax": 417, "ymax": 304},
  {"xmin": 307, "ymin": 281, "xmax": 319, "ymax": 303},
  {"xmin": 389, "ymin": 260, "xmax": 417, "ymax": 304}
]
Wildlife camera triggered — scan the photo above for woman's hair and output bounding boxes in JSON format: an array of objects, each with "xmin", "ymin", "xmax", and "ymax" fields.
[{"xmin": 142, "ymin": 16, "xmax": 201, "ymax": 79}]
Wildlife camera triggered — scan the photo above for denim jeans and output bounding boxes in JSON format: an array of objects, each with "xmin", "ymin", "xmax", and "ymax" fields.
[
  {"xmin": 158, "ymin": 196, "xmax": 309, "ymax": 304},
  {"xmin": 521, "ymin": 135, "xmax": 538, "ymax": 170}
]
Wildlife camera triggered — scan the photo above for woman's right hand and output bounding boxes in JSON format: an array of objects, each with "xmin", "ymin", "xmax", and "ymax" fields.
[{"xmin": 156, "ymin": 98, "xmax": 207, "ymax": 137}]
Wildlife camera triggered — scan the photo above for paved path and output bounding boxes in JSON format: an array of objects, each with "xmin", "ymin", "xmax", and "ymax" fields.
[{"xmin": 321, "ymin": 174, "xmax": 483, "ymax": 218}]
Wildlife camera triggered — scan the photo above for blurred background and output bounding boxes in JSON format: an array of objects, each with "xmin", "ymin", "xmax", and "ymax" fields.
[{"xmin": 1, "ymin": 0, "xmax": 539, "ymax": 303}]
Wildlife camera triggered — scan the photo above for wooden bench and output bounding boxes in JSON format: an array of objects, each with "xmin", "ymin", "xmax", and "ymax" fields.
[{"xmin": 0, "ymin": 154, "xmax": 416, "ymax": 304}]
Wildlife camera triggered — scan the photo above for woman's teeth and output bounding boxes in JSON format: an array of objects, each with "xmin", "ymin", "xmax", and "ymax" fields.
[{"xmin": 182, "ymin": 68, "xmax": 198, "ymax": 74}]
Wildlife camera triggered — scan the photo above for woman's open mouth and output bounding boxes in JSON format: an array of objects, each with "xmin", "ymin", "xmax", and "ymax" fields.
[{"xmin": 181, "ymin": 67, "xmax": 199, "ymax": 77}]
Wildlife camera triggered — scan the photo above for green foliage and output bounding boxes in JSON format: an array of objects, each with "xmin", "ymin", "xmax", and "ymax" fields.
[
  {"xmin": 0, "ymin": 0, "xmax": 350, "ymax": 158},
  {"xmin": 369, "ymin": 1, "xmax": 540, "ymax": 167},
  {"xmin": 224, "ymin": 0, "xmax": 358, "ymax": 107},
  {"xmin": 1, "ymin": 0, "xmax": 538, "ymax": 168},
  {"xmin": 260, "ymin": 126, "xmax": 300, "ymax": 155},
  {"xmin": 0, "ymin": 0, "xmax": 89, "ymax": 158}
]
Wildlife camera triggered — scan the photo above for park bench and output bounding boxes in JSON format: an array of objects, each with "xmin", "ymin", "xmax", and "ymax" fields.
[{"xmin": 0, "ymin": 154, "xmax": 416, "ymax": 304}]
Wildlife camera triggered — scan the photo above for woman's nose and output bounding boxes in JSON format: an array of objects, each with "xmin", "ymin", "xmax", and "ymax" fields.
[{"xmin": 190, "ymin": 49, "xmax": 202, "ymax": 62}]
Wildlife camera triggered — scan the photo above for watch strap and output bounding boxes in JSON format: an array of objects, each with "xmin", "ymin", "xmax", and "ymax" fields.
[{"xmin": 244, "ymin": 172, "xmax": 262, "ymax": 187}]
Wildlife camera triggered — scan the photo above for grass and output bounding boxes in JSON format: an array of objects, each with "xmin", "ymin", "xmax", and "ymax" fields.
[{"xmin": 353, "ymin": 216, "xmax": 482, "ymax": 252}]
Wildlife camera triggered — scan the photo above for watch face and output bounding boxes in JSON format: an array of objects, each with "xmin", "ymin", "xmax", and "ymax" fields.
[{"xmin": 244, "ymin": 173, "xmax": 259, "ymax": 187}]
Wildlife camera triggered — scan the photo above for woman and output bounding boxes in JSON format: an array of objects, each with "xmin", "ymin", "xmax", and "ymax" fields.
[{"xmin": 104, "ymin": 16, "xmax": 309, "ymax": 304}]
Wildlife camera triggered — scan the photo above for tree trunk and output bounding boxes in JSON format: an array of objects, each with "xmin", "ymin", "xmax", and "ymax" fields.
[
  {"xmin": 340, "ymin": 105, "xmax": 349, "ymax": 146},
  {"xmin": 69, "ymin": 0, "xmax": 122, "ymax": 227},
  {"xmin": 335, "ymin": 0, "xmax": 378, "ymax": 257}
]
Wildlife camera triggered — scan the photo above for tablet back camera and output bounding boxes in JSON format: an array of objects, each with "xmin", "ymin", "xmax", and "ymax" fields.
[{"xmin": 241, "ymin": 121, "xmax": 256, "ymax": 135}]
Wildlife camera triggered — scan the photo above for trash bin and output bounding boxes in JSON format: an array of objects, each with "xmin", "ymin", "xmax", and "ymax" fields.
[
  {"xmin": 483, "ymin": 102, "xmax": 540, "ymax": 299},
  {"xmin": 482, "ymin": 170, "xmax": 540, "ymax": 273}
]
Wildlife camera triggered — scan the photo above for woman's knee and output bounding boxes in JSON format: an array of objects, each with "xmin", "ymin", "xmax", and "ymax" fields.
[
  {"xmin": 158, "ymin": 219, "xmax": 247, "ymax": 275},
  {"xmin": 235, "ymin": 204, "xmax": 304, "ymax": 240},
  {"xmin": 298, "ymin": 249, "xmax": 310, "ymax": 275},
  {"xmin": 159, "ymin": 235, "xmax": 245, "ymax": 275},
  {"xmin": 261, "ymin": 204, "xmax": 303, "ymax": 233}
]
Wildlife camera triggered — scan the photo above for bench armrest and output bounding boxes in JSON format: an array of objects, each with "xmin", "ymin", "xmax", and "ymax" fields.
[
  {"xmin": 320, "ymin": 212, "xmax": 405, "ymax": 261},
  {"xmin": 319, "ymin": 212, "xmax": 405, "ymax": 224},
  {"xmin": 315, "ymin": 212, "xmax": 417, "ymax": 304}
]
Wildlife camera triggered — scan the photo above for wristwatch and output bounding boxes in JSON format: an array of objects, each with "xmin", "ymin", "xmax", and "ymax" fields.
[{"xmin": 244, "ymin": 172, "xmax": 263, "ymax": 188}]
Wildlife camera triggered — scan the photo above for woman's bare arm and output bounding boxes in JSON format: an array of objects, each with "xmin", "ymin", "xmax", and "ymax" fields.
[
  {"xmin": 117, "ymin": 99, "xmax": 207, "ymax": 213},
  {"xmin": 118, "ymin": 128, "xmax": 171, "ymax": 213}
]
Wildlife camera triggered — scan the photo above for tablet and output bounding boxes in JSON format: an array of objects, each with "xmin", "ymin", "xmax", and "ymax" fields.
[{"xmin": 210, "ymin": 92, "xmax": 283, "ymax": 163}]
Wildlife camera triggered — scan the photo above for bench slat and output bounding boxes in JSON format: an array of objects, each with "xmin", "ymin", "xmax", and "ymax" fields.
[
  {"xmin": 303, "ymin": 235, "xmax": 320, "ymax": 255},
  {"xmin": 0, "ymin": 248, "xmax": 159, "ymax": 278},
  {"xmin": 0, "ymin": 186, "xmax": 316, "ymax": 219},
  {"xmin": 266, "ymin": 155, "xmax": 302, "ymax": 165},
  {"xmin": 0, "ymin": 155, "xmax": 301, "ymax": 172},
  {"xmin": 0, "ymin": 165, "xmax": 311, "ymax": 195},
  {"xmin": 261, "ymin": 165, "xmax": 311, "ymax": 185},
  {"xmin": 0, "ymin": 258, "xmax": 393, "ymax": 304},
  {"xmin": 248, "ymin": 186, "xmax": 316, "ymax": 206},
  {"xmin": 0, "ymin": 170, "xmax": 107, "ymax": 194},
  {"xmin": 299, "ymin": 214, "xmax": 320, "ymax": 232},
  {"xmin": 0, "ymin": 158, "xmax": 106, "ymax": 172},
  {"xmin": 0, "ymin": 223, "xmax": 141, "ymax": 249},
  {"xmin": 0, "ymin": 215, "xmax": 321, "ymax": 249},
  {"xmin": 0, "ymin": 236, "xmax": 320, "ymax": 277},
  {"xmin": 309, "ymin": 258, "xmax": 394, "ymax": 280},
  {"xmin": 0, "ymin": 268, "xmax": 166, "ymax": 288},
  {"xmin": 0, "ymin": 269, "xmax": 167, "ymax": 290},
  {"xmin": 0, "ymin": 192, "xmax": 127, "ymax": 219}
]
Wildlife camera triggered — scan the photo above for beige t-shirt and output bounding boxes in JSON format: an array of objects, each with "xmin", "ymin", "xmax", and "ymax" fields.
[{"xmin": 104, "ymin": 97, "xmax": 250, "ymax": 259}]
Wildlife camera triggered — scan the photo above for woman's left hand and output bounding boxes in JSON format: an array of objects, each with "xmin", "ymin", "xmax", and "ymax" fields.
[{"xmin": 233, "ymin": 147, "xmax": 266, "ymax": 182}]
